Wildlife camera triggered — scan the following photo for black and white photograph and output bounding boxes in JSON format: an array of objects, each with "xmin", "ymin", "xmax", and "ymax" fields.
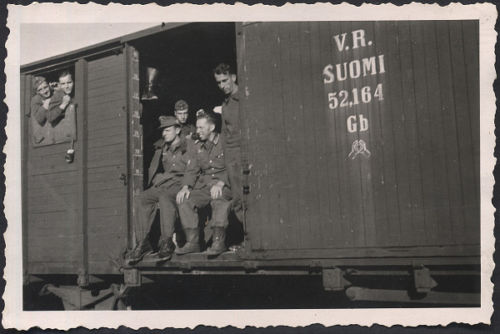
[{"xmin": 3, "ymin": 2, "xmax": 496, "ymax": 330}]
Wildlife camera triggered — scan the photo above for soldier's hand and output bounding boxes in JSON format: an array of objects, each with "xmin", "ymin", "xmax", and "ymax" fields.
[
  {"xmin": 210, "ymin": 183, "xmax": 223, "ymax": 200},
  {"xmin": 60, "ymin": 95, "xmax": 71, "ymax": 109},
  {"xmin": 42, "ymin": 98, "xmax": 51, "ymax": 109},
  {"xmin": 176, "ymin": 186, "xmax": 190, "ymax": 204}
]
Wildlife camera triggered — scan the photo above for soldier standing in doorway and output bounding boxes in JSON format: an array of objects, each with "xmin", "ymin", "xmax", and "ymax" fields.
[
  {"xmin": 127, "ymin": 116, "xmax": 189, "ymax": 263},
  {"xmin": 213, "ymin": 63, "xmax": 244, "ymax": 223}
]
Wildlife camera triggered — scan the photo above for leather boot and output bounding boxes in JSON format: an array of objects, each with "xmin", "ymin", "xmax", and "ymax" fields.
[
  {"xmin": 205, "ymin": 227, "xmax": 227, "ymax": 256},
  {"xmin": 126, "ymin": 238, "xmax": 153, "ymax": 264},
  {"xmin": 175, "ymin": 229, "xmax": 200, "ymax": 255},
  {"xmin": 157, "ymin": 237, "xmax": 175, "ymax": 261}
]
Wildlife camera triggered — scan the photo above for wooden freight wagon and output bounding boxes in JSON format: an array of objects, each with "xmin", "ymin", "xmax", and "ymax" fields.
[{"xmin": 20, "ymin": 21, "xmax": 480, "ymax": 309}]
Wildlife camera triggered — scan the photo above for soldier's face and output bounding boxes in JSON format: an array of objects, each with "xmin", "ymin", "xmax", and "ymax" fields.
[
  {"xmin": 196, "ymin": 118, "xmax": 214, "ymax": 141},
  {"xmin": 37, "ymin": 81, "xmax": 51, "ymax": 99},
  {"xmin": 214, "ymin": 72, "xmax": 237, "ymax": 95},
  {"xmin": 59, "ymin": 74, "xmax": 74, "ymax": 95},
  {"xmin": 162, "ymin": 126, "xmax": 179, "ymax": 143},
  {"xmin": 175, "ymin": 109, "xmax": 188, "ymax": 124}
]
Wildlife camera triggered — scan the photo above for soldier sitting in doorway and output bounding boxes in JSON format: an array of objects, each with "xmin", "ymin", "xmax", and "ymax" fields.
[
  {"xmin": 176, "ymin": 110, "xmax": 232, "ymax": 257},
  {"xmin": 174, "ymin": 99, "xmax": 196, "ymax": 140},
  {"xmin": 128, "ymin": 116, "xmax": 190, "ymax": 263}
]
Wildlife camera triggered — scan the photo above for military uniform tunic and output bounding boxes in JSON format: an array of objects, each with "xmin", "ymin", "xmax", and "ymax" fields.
[
  {"xmin": 221, "ymin": 93, "xmax": 243, "ymax": 221},
  {"xmin": 135, "ymin": 138, "xmax": 189, "ymax": 241},
  {"xmin": 178, "ymin": 133, "xmax": 232, "ymax": 229},
  {"xmin": 179, "ymin": 123, "xmax": 196, "ymax": 140}
]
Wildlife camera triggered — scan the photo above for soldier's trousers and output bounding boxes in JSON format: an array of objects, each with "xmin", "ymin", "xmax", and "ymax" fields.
[
  {"xmin": 178, "ymin": 185, "xmax": 232, "ymax": 229},
  {"xmin": 225, "ymin": 147, "xmax": 244, "ymax": 222},
  {"xmin": 135, "ymin": 184, "xmax": 180, "ymax": 242}
]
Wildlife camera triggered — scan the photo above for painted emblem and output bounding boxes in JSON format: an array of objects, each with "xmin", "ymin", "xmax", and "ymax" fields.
[{"xmin": 348, "ymin": 139, "xmax": 371, "ymax": 160}]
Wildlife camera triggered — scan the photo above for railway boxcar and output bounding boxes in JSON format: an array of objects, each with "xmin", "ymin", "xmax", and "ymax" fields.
[{"xmin": 20, "ymin": 21, "xmax": 480, "ymax": 309}]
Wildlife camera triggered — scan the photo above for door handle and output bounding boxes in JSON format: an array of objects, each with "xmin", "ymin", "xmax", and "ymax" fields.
[{"xmin": 119, "ymin": 173, "xmax": 128, "ymax": 186}]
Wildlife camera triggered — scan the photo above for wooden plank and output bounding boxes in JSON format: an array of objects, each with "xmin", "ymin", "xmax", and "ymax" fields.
[
  {"xmin": 371, "ymin": 22, "xmax": 392, "ymax": 247},
  {"xmin": 87, "ymin": 61, "xmax": 124, "ymax": 77},
  {"xmin": 87, "ymin": 56, "xmax": 125, "ymax": 71},
  {"xmin": 398, "ymin": 21, "xmax": 427, "ymax": 246},
  {"xmin": 242, "ymin": 23, "xmax": 278, "ymax": 250},
  {"xmin": 75, "ymin": 58, "xmax": 89, "ymax": 281},
  {"xmin": 435, "ymin": 22, "xmax": 466, "ymax": 245},
  {"xmin": 28, "ymin": 182, "xmax": 78, "ymax": 198},
  {"xmin": 461, "ymin": 20, "xmax": 480, "ymax": 244},
  {"xmin": 309, "ymin": 22, "xmax": 342, "ymax": 248},
  {"xmin": 27, "ymin": 235, "xmax": 83, "ymax": 263},
  {"xmin": 87, "ymin": 194, "xmax": 126, "ymax": 210},
  {"xmin": 242, "ymin": 244, "xmax": 480, "ymax": 260},
  {"xmin": 372, "ymin": 21, "xmax": 399, "ymax": 246},
  {"xmin": 22, "ymin": 74, "xmax": 31, "ymax": 277},
  {"xmin": 27, "ymin": 211, "xmax": 78, "ymax": 238},
  {"xmin": 27, "ymin": 262, "xmax": 81, "ymax": 275},
  {"xmin": 86, "ymin": 96, "xmax": 124, "ymax": 109},
  {"xmin": 339, "ymin": 21, "xmax": 366, "ymax": 247},
  {"xmin": 29, "ymin": 141, "xmax": 73, "ymax": 157},
  {"xmin": 88, "ymin": 187, "xmax": 127, "ymax": 202},
  {"xmin": 421, "ymin": 21, "xmax": 453, "ymax": 245},
  {"xmin": 87, "ymin": 125, "xmax": 125, "ymax": 141},
  {"xmin": 287, "ymin": 22, "xmax": 309, "ymax": 249},
  {"xmin": 278, "ymin": 23, "xmax": 301, "ymax": 249},
  {"xmin": 28, "ymin": 151, "xmax": 79, "ymax": 174},
  {"xmin": 28, "ymin": 171, "xmax": 78, "ymax": 190},
  {"xmin": 87, "ymin": 87, "xmax": 126, "ymax": 100},
  {"xmin": 87, "ymin": 135, "xmax": 125, "ymax": 149},
  {"xmin": 321, "ymin": 21, "xmax": 353, "ymax": 248},
  {"xmin": 297, "ymin": 22, "xmax": 321, "ymax": 248},
  {"xmin": 88, "ymin": 261, "xmax": 117, "ymax": 275},
  {"xmin": 448, "ymin": 21, "xmax": 478, "ymax": 245},
  {"xmin": 86, "ymin": 116, "xmax": 127, "ymax": 131},
  {"xmin": 383, "ymin": 22, "xmax": 411, "ymax": 246},
  {"xmin": 87, "ymin": 233, "xmax": 128, "ymax": 262},
  {"xmin": 28, "ymin": 191, "xmax": 79, "ymax": 214},
  {"xmin": 87, "ymin": 75, "xmax": 126, "ymax": 91},
  {"xmin": 87, "ymin": 145, "xmax": 125, "ymax": 168},
  {"xmin": 87, "ymin": 215, "xmax": 127, "ymax": 234},
  {"xmin": 409, "ymin": 21, "xmax": 437, "ymax": 245},
  {"xmin": 88, "ymin": 207, "xmax": 125, "ymax": 220},
  {"xmin": 87, "ymin": 67, "xmax": 123, "ymax": 83},
  {"xmin": 353, "ymin": 21, "xmax": 377, "ymax": 247},
  {"xmin": 87, "ymin": 167, "xmax": 127, "ymax": 185},
  {"xmin": 245, "ymin": 23, "xmax": 276, "ymax": 250}
]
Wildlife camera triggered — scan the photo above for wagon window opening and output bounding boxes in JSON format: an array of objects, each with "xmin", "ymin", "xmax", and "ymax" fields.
[
  {"xmin": 135, "ymin": 22, "xmax": 244, "ymax": 246},
  {"xmin": 29, "ymin": 66, "xmax": 77, "ymax": 147}
]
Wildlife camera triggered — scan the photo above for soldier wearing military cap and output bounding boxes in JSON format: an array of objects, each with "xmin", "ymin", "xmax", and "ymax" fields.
[
  {"xmin": 128, "ymin": 115, "xmax": 189, "ymax": 263},
  {"xmin": 174, "ymin": 99, "xmax": 196, "ymax": 139},
  {"xmin": 176, "ymin": 110, "xmax": 232, "ymax": 256}
]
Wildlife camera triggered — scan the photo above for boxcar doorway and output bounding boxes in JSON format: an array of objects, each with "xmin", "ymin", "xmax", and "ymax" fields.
[{"xmin": 128, "ymin": 23, "xmax": 243, "ymax": 251}]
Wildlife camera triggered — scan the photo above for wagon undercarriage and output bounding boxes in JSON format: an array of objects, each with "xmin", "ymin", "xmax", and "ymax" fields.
[{"xmin": 25, "ymin": 251, "xmax": 480, "ymax": 310}]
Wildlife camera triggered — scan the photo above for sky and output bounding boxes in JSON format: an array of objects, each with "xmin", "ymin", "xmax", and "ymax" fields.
[{"xmin": 20, "ymin": 23, "xmax": 158, "ymax": 65}]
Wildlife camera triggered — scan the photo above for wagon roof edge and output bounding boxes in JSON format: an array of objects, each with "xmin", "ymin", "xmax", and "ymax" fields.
[{"xmin": 20, "ymin": 22, "xmax": 189, "ymax": 73}]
